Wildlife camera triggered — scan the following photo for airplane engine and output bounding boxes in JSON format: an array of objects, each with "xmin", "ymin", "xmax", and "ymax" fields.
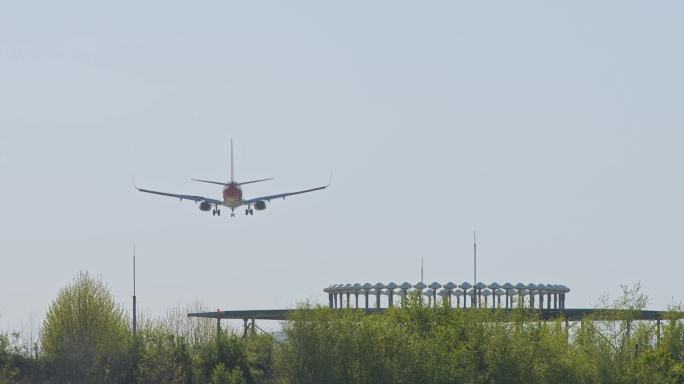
[
  {"xmin": 199, "ymin": 201, "xmax": 212, "ymax": 211},
  {"xmin": 254, "ymin": 200, "xmax": 267, "ymax": 211}
]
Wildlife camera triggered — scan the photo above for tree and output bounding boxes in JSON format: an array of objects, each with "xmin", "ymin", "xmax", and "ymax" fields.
[
  {"xmin": 210, "ymin": 363, "xmax": 245, "ymax": 384},
  {"xmin": 40, "ymin": 271, "xmax": 132, "ymax": 382}
]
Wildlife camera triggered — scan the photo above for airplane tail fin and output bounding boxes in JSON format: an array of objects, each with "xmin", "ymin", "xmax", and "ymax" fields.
[
  {"xmin": 192, "ymin": 140, "xmax": 273, "ymax": 187},
  {"xmin": 230, "ymin": 138, "xmax": 234, "ymax": 183}
]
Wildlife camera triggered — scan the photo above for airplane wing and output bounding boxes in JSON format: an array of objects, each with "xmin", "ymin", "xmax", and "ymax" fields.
[
  {"xmin": 242, "ymin": 184, "xmax": 328, "ymax": 206},
  {"xmin": 135, "ymin": 185, "xmax": 224, "ymax": 206}
]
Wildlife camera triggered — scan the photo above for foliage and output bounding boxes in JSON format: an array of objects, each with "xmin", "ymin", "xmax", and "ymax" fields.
[
  {"xmin": 210, "ymin": 363, "xmax": 246, "ymax": 384},
  {"xmin": 134, "ymin": 326, "xmax": 192, "ymax": 383},
  {"xmin": 3, "ymin": 276, "xmax": 684, "ymax": 383},
  {"xmin": 132, "ymin": 305, "xmax": 266, "ymax": 383},
  {"xmin": 40, "ymin": 271, "xmax": 133, "ymax": 383},
  {"xmin": 0, "ymin": 333, "xmax": 20, "ymax": 382},
  {"xmin": 277, "ymin": 288, "xmax": 684, "ymax": 384}
]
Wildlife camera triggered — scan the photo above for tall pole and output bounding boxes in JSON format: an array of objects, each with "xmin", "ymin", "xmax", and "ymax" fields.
[
  {"xmin": 133, "ymin": 245, "xmax": 137, "ymax": 336},
  {"xmin": 421, "ymin": 256, "xmax": 424, "ymax": 283},
  {"xmin": 473, "ymin": 231, "xmax": 477, "ymax": 287},
  {"xmin": 473, "ymin": 231, "xmax": 477, "ymax": 307}
]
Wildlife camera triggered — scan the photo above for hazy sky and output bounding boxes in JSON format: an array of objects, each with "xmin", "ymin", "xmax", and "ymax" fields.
[{"xmin": 1, "ymin": 1, "xmax": 683, "ymax": 331}]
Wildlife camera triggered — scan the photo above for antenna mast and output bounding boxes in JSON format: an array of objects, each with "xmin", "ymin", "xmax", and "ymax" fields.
[
  {"xmin": 230, "ymin": 138, "xmax": 234, "ymax": 182},
  {"xmin": 473, "ymin": 231, "xmax": 477, "ymax": 287},
  {"xmin": 133, "ymin": 245, "xmax": 137, "ymax": 336},
  {"xmin": 421, "ymin": 256, "xmax": 424, "ymax": 283}
]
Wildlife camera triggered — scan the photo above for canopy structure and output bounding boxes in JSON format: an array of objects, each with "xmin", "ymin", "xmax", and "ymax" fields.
[{"xmin": 323, "ymin": 281, "xmax": 572, "ymax": 310}]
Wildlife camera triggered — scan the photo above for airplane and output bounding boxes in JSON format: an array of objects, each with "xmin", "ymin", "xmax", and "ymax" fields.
[{"xmin": 134, "ymin": 140, "xmax": 329, "ymax": 217}]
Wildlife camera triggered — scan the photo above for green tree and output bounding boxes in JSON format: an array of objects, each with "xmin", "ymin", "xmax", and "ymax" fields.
[
  {"xmin": 134, "ymin": 327, "xmax": 192, "ymax": 383},
  {"xmin": 40, "ymin": 271, "xmax": 132, "ymax": 383},
  {"xmin": 0, "ymin": 333, "xmax": 20, "ymax": 382},
  {"xmin": 246, "ymin": 333, "xmax": 276, "ymax": 383},
  {"xmin": 210, "ymin": 363, "xmax": 245, "ymax": 384}
]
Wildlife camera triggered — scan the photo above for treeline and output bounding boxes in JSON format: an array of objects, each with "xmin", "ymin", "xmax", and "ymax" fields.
[
  {"xmin": 1, "ymin": 272, "xmax": 274, "ymax": 383},
  {"xmin": 280, "ymin": 300, "xmax": 684, "ymax": 383},
  {"xmin": 1, "ymin": 273, "xmax": 684, "ymax": 383}
]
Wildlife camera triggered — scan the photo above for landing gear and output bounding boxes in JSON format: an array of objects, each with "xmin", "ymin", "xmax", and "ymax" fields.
[
  {"xmin": 245, "ymin": 208, "xmax": 254, "ymax": 216},
  {"xmin": 212, "ymin": 209, "xmax": 221, "ymax": 216}
]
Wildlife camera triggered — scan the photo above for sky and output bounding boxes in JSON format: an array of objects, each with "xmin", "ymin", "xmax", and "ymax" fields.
[{"xmin": 1, "ymin": 1, "xmax": 683, "ymax": 332}]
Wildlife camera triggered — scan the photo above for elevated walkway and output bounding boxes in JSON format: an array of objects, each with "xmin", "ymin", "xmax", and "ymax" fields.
[{"xmin": 188, "ymin": 308, "xmax": 683, "ymax": 322}]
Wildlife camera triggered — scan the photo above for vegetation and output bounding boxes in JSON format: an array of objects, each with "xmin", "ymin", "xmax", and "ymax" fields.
[
  {"xmin": 280, "ymin": 296, "xmax": 684, "ymax": 384},
  {"xmin": 41, "ymin": 272, "xmax": 132, "ymax": 382},
  {"xmin": 1, "ymin": 273, "xmax": 683, "ymax": 383}
]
